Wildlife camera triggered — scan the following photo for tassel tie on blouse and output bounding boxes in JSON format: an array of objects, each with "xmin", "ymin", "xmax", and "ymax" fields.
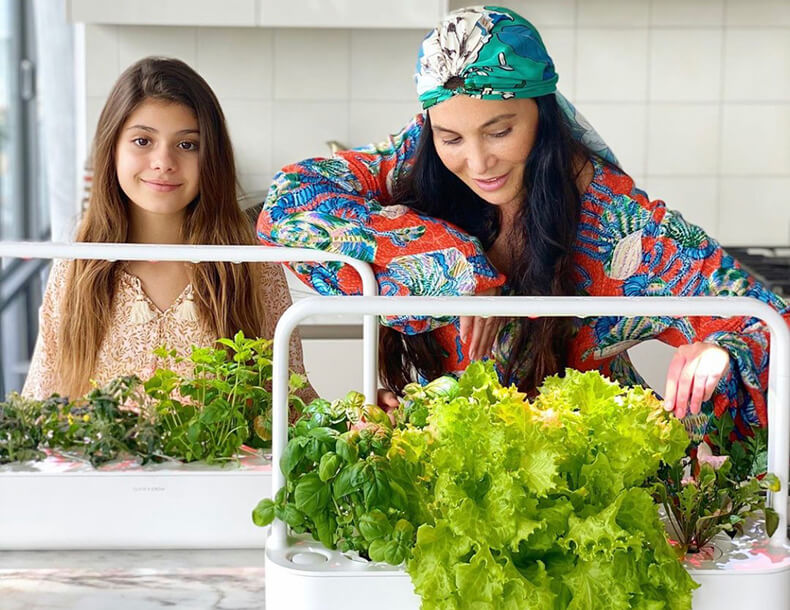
[{"xmin": 129, "ymin": 284, "xmax": 198, "ymax": 324}]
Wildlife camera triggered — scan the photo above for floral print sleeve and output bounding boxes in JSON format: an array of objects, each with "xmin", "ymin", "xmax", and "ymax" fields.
[
  {"xmin": 256, "ymin": 114, "xmax": 505, "ymax": 334},
  {"xmin": 572, "ymin": 161, "xmax": 790, "ymax": 437}
]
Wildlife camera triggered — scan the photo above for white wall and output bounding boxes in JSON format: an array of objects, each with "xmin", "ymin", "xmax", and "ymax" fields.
[
  {"xmin": 79, "ymin": 0, "xmax": 790, "ymax": 247},
  {"xmin": 76, "ymin": 0, "xmax": 790, "ymax": 397}
]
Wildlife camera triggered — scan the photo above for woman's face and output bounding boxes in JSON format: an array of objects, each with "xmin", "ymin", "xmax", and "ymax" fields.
[
  {"xmin": 429, "ymin": 95, "xmax": 538, "ymax": 214},
  {"xmin": 115, "ymin": 99, "xmax": 200, "ymax": 219}
]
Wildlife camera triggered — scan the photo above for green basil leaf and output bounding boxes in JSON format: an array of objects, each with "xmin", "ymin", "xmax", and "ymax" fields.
[
  {"xmin": 280, "ymin": 437, "xmax": 307, "ymax": 475},
  {"xmin": 336, "ymin": 433, "xmax": 359, "ymax": 464},
  {"xmin": 363, "ymin": 466, "xmax": 391, "ymax": 509},
  {"xmin": 359, "ymin": 509, "xmax": 393, "ymax": 542},
  {"xmin": 282, "ymin": 504, "xmax": 306, "ymax": 529},
  {"xmin": 333, "ymin": 463, "xmax": 364, "ymax": 499},
  {"xmin": 251, "ymin": 498, "xmax": 275, "ymax": 527},
  {"xmin": 294, "ymin": 472, "xmax": 330, "ymax": 515},
  {"xmin": 318, "ymin": 452, "xmax": 341, "ymax": 482},
  {"xmin": 368, "ymin": 538, "xmax": 388, "ymax": 563}
]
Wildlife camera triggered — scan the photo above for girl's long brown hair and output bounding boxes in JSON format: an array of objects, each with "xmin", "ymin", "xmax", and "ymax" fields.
[{"xmin": 57, "ymin": 57, "xmax": 266, "ymax": 397}]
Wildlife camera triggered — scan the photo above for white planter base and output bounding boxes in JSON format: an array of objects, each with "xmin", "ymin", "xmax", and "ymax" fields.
[
  {"xmin": 687, "ymin": 523, "xmax": 790, "ymax": 609},
  {"xmin": 265, "ymin": 525, "xmax": 790, "ymax": 610},
  {"xmin": 0, "ymin": 450, "xmax": 271, "ymax": 550}
]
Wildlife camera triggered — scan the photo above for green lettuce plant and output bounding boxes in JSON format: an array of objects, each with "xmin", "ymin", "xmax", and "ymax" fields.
[{"xmin": 254, "ymin": 363, "xmax": 699, "ymax": 609}]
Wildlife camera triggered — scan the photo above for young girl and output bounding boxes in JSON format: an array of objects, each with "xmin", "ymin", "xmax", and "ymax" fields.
[
  {"xmin": 257, "ymin": 7, "xmax": 789, "ymax": 443},
  {"xmin": 23, "ymin": 56, "xmax": 312, "ymax": 400}
]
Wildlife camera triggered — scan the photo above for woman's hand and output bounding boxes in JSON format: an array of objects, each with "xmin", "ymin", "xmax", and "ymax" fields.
[
  {"xmin": 663, "ymin": 342, "xmax": 730, "ymax": 419},
  {"xmin": 460, "ymin": 286, "xmax": 502, "ymax": 361},
  {"xmin": 377, "ymin": 388, "xmax": 400, "ymax": 412}
]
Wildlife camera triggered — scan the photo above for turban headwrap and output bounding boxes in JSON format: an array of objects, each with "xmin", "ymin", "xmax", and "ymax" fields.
[{"xmin": 415, "ymin": 5, "xmax": 618, "ymax": 166}]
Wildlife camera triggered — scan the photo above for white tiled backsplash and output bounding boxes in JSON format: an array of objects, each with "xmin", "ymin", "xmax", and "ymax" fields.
[{"xmin": 78, "ymin": 0, "xmax": 790, "ymax": 246}]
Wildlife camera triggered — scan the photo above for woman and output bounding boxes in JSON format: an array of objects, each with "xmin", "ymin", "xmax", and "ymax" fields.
[{"xmin": 257, "ymin": 7, "xmax": 788, "ymax": 442}]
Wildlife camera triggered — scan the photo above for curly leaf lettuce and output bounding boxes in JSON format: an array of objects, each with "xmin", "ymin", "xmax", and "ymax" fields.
[{"xmin": 406, "ymin": 363, "xmax": 696, "ymax": 610}]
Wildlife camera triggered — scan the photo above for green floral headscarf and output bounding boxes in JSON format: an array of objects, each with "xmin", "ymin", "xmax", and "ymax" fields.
[{"xmin": 415, "ymin": 5, "xmax": 618, "ymax": 166}]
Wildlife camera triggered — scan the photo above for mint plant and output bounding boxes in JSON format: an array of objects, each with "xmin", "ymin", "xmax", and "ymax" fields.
[{"xmin": 148, "ymin": 331, "xmax": 308, "ymax": 460}]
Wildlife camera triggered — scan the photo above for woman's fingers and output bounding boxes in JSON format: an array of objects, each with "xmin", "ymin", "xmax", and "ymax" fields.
[
  {"xmin": 461, "ymin": 285, "xmax": 503, "ymax": 360},
  {"xmin": 702, "ymin": 373, "xmax": 719, "ymax": 402},
  {"xmin": 664, "ymin": 343, "xmax": 730, "ymax": 419},
  {"xmin": 469, "ymin": 316, "xmax": 485, "ymax": 360},
  {"xmin": 663, "ymin": 351, "xmax": 687, "ymax": 414},
  {"xmin": 377, "ymin": 388, "xmax": 399, "ymax": 411},
  {"xmin": 468, "ymin": 316, "xmax": 499, "ymax": 360},
  {"xmin": 459, "ymin": 315, "xmax": 473, "ymax": 344},
  {"xmin": 478, "ymin": 317, "xmax": 500, "ymax": 359},
  {"xmin": 675, "ymin": 355, "xmax": 700, "ymax": 419},
  {"xmin": 688, "ymin": 372, "xmax": 708, "ymax": 415}
]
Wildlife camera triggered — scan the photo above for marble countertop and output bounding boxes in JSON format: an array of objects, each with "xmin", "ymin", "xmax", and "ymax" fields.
[{"xmin": 0, "ymin": 549, "xmax": 266, "ymax": 609}]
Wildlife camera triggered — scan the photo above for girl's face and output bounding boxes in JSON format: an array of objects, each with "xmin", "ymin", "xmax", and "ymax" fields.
[
  {"xmin": 429, "ymin": 95, "xmax": 538, "ymax": 215},
  {"xmin": 115, "ymin": 99, "xmax": 200, "ymax": 218}
]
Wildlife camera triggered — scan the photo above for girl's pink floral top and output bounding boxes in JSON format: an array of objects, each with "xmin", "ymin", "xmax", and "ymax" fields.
[{"xmin": 23, "ymin": 260, "xmax": 306, "ymax": 399}]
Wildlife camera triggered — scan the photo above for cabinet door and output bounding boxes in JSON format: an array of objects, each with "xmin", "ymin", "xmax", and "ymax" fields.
[
  {"xmin": 258, "ymin": 0, "xmax": 448, "ymax": 29},
  {"xmin": 67, "ymin": 0, "xmax": 257, "ymax": 26}
]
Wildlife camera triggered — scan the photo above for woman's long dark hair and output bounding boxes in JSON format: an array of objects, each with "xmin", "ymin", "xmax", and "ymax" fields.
[{"xmin": 381, "ymin": 94, "xmax": 593, "ymax": 395}]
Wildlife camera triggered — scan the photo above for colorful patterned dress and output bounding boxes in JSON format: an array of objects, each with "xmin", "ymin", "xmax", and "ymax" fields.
[{"xmin": 257, "ymin": 114, "xmax": 790, "ymax": 441}]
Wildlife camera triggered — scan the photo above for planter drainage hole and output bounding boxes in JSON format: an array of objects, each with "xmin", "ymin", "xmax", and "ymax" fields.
[{"xmin": 289, "ymin": 551, "xmax": 329, "ymax": 565}]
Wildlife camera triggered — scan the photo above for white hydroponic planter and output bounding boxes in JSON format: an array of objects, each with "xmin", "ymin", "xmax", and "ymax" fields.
[
  {"xmin": 0, "ymin": 449, "xmax": 272, "ymax": 549},
  {"xmin": 0, "ymin": 242, "xmax": 378, "ymax": 550},
  {"xmin": 266, "ymin": 295, "xmax": 790, "ymax": 609}
]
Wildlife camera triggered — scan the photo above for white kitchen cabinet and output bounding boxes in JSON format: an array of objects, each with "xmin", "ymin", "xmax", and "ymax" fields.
[
  {"xmin": 67, "ymin": 0, "xmax": 448, "ymax": 29},
  {"xmin": 258, "ymin": 0, "xmax": 447, "ymax": 29},
  {"xmin": 67, "ymin": 0, "xmax": 257, "ymax": 27}
]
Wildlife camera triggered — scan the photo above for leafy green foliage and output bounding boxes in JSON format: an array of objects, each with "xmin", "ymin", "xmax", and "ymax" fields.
[
  {"xmin": 261, "ymin": 392, "xmax": 426, "ymax": 562},
  {"xmin": 706, "ymin": 408, "xmax": 768, "ymax": 480},
  {"xmin": 0, "ymin": 377, "xmax": 159, "ymax": 467},
  {"xmin": 148, "ymin": 331, "xmax": 307, "ymax": 458},
  {"xmin": 255, "ymin": 363, "xmax": 700, "ymax": 610},
  {"xmin": 0, "ymin": 332, "xmax": 307, "ymax": 466},
  {"xmin": 406, "ymin": 364, "xmax": 696, "ymax": 610},
  {"xmin": 653, "ymin": 453, "xmax": 780, "ymax": 555},
  {"xmin": 43, "ymin": 376, "xmax": 162, "ymax": 466},
  {"xmin": 0, "ymin": 393, "xmax": 64, "ymax": 463},
  {"xmin": 654, "ymin": 406, "xmax": 778, "ymax": 556}
]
